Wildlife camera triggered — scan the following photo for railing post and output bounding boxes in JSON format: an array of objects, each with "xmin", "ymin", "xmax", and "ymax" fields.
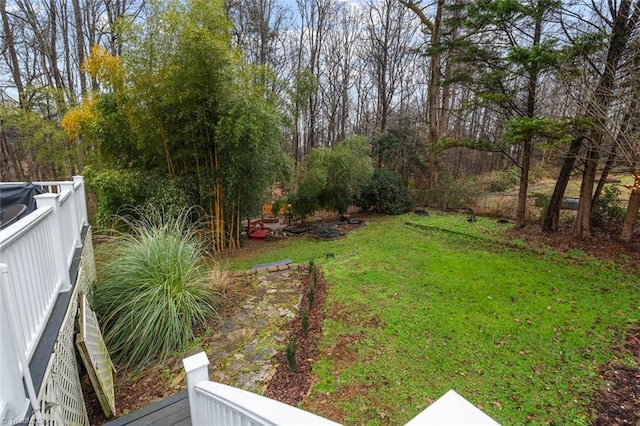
[
  {"xmin": 183, "ymin": 352, "xmax": 210, "ymax": 426},
  {"xmin": 59, "ymin": 182, "xmax": 82, "ymax": 248},
  {"xmin": 34, "ymin": 194, "xmax": 71, "ymax": 292},
  {"xmin": 72, "ymin": 176, "xmax": 88, "ymax": 227}
]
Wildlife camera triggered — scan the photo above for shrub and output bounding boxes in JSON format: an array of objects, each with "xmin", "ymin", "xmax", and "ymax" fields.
[
  {"xmin": 308, "ymin": 286, "xmax": 315, "ymax": 306},
  {"xmin": 301, "ymin": 310, "xmax": 310, "ymax": 335},
  {"xmin": 286, "ymin": 191, "xmax": 318, "ymax": 221},
  {"xmin": 85, "ymin": 167, "xmax": 191, "ymax": 228},
  {"xmin": 593, "ymin": 186, "xmax": 625, "ymax": 226},
  {"xmin": 286, "ymin": 337, "xmax": 298, "ymax": 373},
  {"xmin": 480, "ymin": 168, "xmax": 520, "ymax": 192},
  {"xmin": 356, "ymin": 169, "xmax": 413, "ymax": 215},
  {"xmin": 293, "ymin": 136, "xmax": 374, "ymax": 216},
  {"xmin": 92, "ymin": 205, "xmax": 217, "ymax": 370},
  {"xmin": 313, "ymin": 223, "xmax": 340, "ymax": 239}
]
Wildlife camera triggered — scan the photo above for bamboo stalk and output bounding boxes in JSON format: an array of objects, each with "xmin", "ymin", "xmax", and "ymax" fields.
[{"xmin": 158, "ymin": 122, "xmax": 175, "ymax": 177}]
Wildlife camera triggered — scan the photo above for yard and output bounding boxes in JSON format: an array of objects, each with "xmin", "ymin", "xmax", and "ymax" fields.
[
  {"xmin": 90, "ymin": 211, "xmax": 640, "ymax": 425},
  {"xmin": 225, "ymin": 212, "xmax": 640, "ymax": 424}
]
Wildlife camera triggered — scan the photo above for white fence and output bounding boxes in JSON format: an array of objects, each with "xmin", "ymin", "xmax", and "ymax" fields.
[
  {"xmin": 184, "ymin": 352, "xmax": 500, "ymax": 426},
  {"xmin": 0, "ymin": 177, "xmax": 88, "ymax": 422}
]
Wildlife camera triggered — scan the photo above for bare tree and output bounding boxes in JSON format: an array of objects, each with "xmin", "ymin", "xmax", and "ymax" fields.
[
  {"xmin": 363, "ymin": 0, "xmax": 420, "ymax": 134},
  {"xmin": 544, "ymin": 0, "xmax": 640, "ymax": 236},
  {"xmin": 318, "ymin": 2, "xmax": 360, "ymax": 146}
]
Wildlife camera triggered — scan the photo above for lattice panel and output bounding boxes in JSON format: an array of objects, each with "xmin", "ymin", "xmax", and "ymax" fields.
[
  {"xmin": 31, "ymin": 359, "xmax": 64, "ymax": 425},
  {"xmin": 77, "ymin": 295, "xmax": 115, "ymax": 417},
  {"xmin": 31, "ymin": 289, "xmax": 89, "ymax": 426},
  {"xmin": 77, "ymin": 228, "xmax": 96, "ymax": 295}
]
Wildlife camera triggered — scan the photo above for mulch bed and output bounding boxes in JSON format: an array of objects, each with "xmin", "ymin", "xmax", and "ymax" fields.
[
  {"xmin": 264, "ymin": 264, "xmax": 329, "ymax": 405},
  {"xmin": 590, "ymin": 328, "xmax": 640, "ymax": 425},
  {"xmin": 512, "ymin": 223, "xmax": 640, "ymax": 274}
]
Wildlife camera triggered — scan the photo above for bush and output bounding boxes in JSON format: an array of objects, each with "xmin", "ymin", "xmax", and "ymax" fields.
[
  {"xmin": 593, "ymin": 186, "xmax": 625, "ymax": 226},
  {"xmin": 286, "ymin": 337, "xmax": 298, "ymax": 373},
  {"xmin": 287, "ymin": 190, "xmax": 318, "ymax": 220},
  {"xmin": 84, "ymin": 167, "xmax": 191, "ymax": 228},
  {"xmin": 293, "ymin": 136, "xmax": 374, "ymax": 216},
  {"xmin": 356, "ymin": 169, "xmax": 413, "ymax": 215},
  {"xmin": 313, "ymin": 223, "xmax": 340, "ymax": 239},
  {"xmin": 92, "ymin": 205, "xmax": 217, "ymax": 370},
  {"xmin": 481, "ymin": 168, "xmax": 520, "ymax": 192}
]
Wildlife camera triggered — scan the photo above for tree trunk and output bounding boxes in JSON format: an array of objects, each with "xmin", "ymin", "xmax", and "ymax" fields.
[
  {"xmin": 515, "ymin": 9, "xmax": 542, "ymax": 228},
  {"xmin": 592, "ymin": 144, "xmax": 617, "ymax": 208},
  {"xmin": 543, "ymin": 136, "xmax": 583, "ymax": 231},
  {"xmin": 1, "ymin": 0, "xmax": 25, "ymax": 107},
  {"xmin": 425, "ymin": 0, "xmax": 443, "ymax": 190},
  {"xmin": 575, "ymin": 144, "xmax": 599, "ymax": 238},
  {"xmin": 0, "ymin": 122, "xmax": 20, "ymax": 181},
  {"xmin": 573, "ymin": 0, "xmax": 639, "ymax": 237},
  {"xmin": 72, "ymin": 0, "xmax": 87, "ymax": 94},
  {"xmin": 515, "ymin": 137, "xmax": 532, "ymax": 227},
  {"xmin": 620, "ymin": 173, "xmax": 640, "ymax": 242}
]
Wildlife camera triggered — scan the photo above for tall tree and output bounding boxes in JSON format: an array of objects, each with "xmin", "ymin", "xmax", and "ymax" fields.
[
  {"xmin": 401, "ymin": 0, "xmax": 464, "ymax": 191},
  {"xmin": 452, "ymin": 0, "xmax": 565, "ymax": 228},
  {"xmin": 364, "ymin": 0, "xmax": 419, "ymax": 133},
  {"xmin": 545, "ymin": 0, "xmax": 640, "ymax": 236},
  {"xmin": 65, "ymin": 0, "xmax": 286, "ymax": 250}
]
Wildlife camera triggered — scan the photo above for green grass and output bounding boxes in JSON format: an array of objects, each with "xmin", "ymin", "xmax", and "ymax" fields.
[{"xmin": 225, "ymin": 212, "xmax": 640, "ymax": 424}]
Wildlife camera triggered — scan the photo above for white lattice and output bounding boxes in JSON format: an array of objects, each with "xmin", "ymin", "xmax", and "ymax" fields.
[
  {"xmin": 77, "ymin": 295, "xmax": 115, "ymax": 417},
  {"xmin": 77, "ymin": 228, "xmax": 96, "ymax": 295},
  {"xmin": 31, "ymin": 285, "xmax": 89, "ymax": 426}
]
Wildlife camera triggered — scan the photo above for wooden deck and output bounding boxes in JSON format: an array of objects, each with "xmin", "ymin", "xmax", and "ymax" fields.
[{"xmin": 105, "ymin": 391, "xmax": 191, "ymax": 426}]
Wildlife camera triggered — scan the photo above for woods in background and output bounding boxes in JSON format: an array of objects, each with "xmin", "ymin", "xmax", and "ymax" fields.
[{"xmin": 1, "ymin": 0, "xmax": 639, "ymax": 245}]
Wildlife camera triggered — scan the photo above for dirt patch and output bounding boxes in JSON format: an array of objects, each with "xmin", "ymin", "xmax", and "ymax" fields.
[
  {"xmin": 590, "ymin": 328, "xmax": 640, "ymax": 425},
  {"xmin": 591, "ymin": 363, "xmax": 640, "ymax": 425},
  {"xmin": 263, "ymin": 266, "xmax": 329, "ymax": 405}
]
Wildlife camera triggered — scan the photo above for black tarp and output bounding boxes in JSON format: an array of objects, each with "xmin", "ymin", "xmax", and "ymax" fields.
[{"xmin": 0, "ymin": 182, "xmax": 45, "ymax": 225}]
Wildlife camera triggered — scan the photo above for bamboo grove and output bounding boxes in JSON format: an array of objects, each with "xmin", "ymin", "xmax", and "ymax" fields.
[{"xmin": 62, "ymin": 0, "xmax": 286, "ymax": 250}]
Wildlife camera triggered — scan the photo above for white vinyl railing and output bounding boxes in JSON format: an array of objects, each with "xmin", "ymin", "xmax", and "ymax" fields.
[
  {"xmin": 184, "ymin": 352, "xmax": 341, "ymax": 426},
  {"xmin": 0, "ymin": 177, "xmax": 88, "ymax": 422},
  {"xmin": 184, "ymin": 352, "xmax": 500, "ymax": 426}
]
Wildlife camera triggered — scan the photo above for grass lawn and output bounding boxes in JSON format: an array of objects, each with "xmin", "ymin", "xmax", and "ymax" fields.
[{"xmin": 225, "ymin": 212, "xmax": 640, "ymax": 425}]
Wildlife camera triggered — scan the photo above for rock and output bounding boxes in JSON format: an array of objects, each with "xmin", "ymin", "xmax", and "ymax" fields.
[
  {"xmin": 197, "ymin": 269, "xmax": 302, "ymax": 395},
  {"xmin": 226, "ymin": 328, "xmax": 252, "ymax": 342}
]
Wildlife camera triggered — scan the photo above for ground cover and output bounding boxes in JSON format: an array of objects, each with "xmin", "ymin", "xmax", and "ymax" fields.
[{"xmin": 225, "ymin": 212, "xmax": 640, "ymax": 424}]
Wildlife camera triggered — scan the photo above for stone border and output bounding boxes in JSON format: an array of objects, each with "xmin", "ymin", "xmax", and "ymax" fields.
[{"xmin": 233, "ymin": 263, "xmax": 300, "ymax": 277}]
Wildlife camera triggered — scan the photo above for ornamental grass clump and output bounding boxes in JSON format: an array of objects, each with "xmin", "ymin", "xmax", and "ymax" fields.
[{"xmin": 92, "ymin": 205, "xmax": 217, "ymax": 370}]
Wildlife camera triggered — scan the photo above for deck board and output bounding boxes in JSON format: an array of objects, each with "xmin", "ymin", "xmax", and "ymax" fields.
[{"xmin": 105, "ymin": 391, "xmax": 191, "ymax": 426}]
